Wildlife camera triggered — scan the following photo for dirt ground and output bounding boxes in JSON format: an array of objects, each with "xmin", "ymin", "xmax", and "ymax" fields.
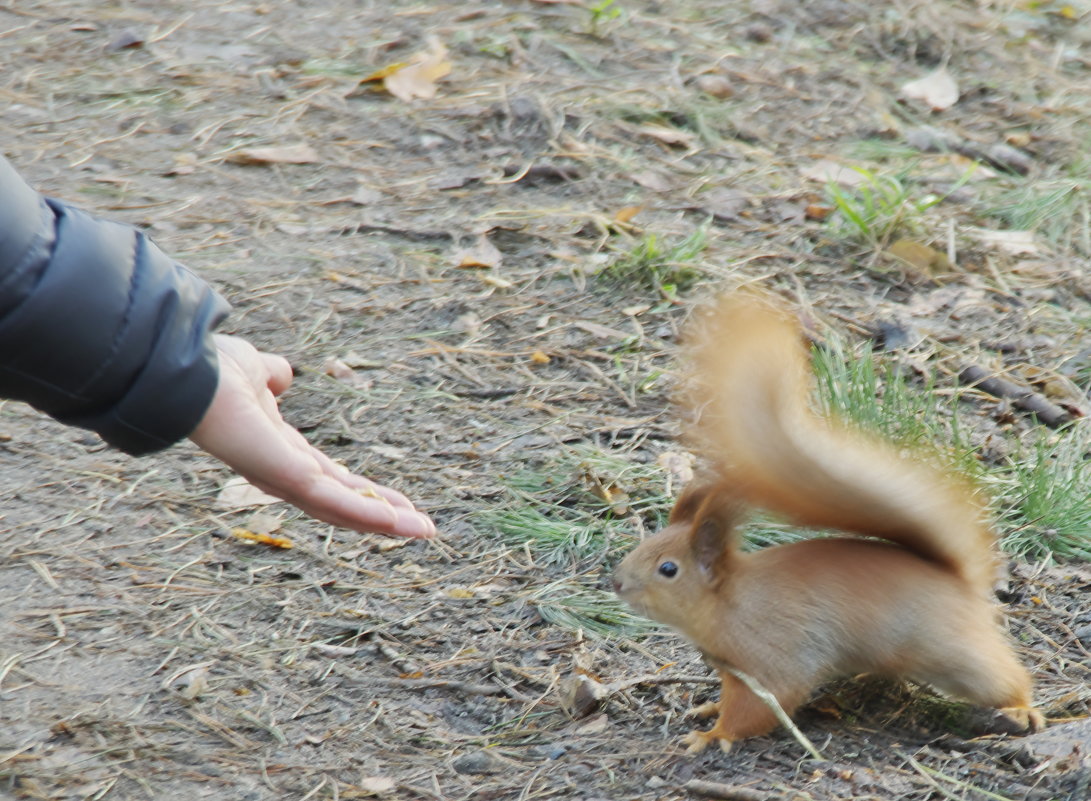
[{"xmin": 2, "ymin": 1, "xmax": 1090, "ymax": 799}]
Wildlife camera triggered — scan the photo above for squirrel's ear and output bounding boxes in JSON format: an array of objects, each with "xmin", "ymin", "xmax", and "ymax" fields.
[
  {"xmin": 691, "ymin": 514, "xmax": 733, "ymax": 579},
  {"xmin": 669, "ymin": 480, "xmax": 713, "ymax": 524}
]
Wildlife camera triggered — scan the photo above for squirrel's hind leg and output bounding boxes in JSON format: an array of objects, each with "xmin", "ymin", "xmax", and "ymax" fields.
[{"xmin": 911, "ymin": 626, "xmax": 1044, "ymax": 733}]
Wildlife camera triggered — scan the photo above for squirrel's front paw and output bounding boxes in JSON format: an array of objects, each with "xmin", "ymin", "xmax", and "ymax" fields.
[{"xmin": 681, "ymin": 728, "xmax": 733, "ymax": 755}]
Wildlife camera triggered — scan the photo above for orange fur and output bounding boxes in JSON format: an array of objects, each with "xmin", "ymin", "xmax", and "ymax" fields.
[{"xmin": 613, "ymin": 290, "xmax": 1044, "ymax": 753}]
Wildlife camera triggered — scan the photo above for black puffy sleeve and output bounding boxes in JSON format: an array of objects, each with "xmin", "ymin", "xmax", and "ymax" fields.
[{"xmin": 0, "ymin": 156, "xmax": 231, "ymax": 455}]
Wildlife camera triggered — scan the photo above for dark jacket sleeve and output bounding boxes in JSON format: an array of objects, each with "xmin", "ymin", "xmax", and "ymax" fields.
[{"xmin": 0, "ymin": 155, "xmax": 231, "ymax": 455}]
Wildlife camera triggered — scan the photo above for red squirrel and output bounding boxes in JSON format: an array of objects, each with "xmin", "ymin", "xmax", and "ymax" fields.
[{"xmin": 613, "ymin": 290, "xmax": 1044, "ymax": 753}]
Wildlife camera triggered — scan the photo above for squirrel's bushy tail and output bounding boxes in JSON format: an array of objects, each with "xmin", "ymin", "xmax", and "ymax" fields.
[{"xmin": 685, "ymin": 290, "xmax": 998, "ymax": 596}]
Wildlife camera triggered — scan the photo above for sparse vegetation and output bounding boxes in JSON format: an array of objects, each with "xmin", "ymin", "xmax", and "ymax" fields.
[
  {"xmin": 984, "ymin": 171, "xmax": 1091, "ymax": 257},
  {"xmin": 825, "ymin": 168, "xmax": 942, "ymax": 247},
  {"xmin": 481, "ymin": 444, "xmax": 674, "ymax": 569},
  {"xmin": 601, "ymin": 227, "xmax": 709, "ymax": 296},
  {"xmin": 6, "ymin": 1, "xmax": 1090, "ymax": 799},
  {"xmin": 996, "ymin": 431, "xmax": 1091, "ymax": 561}
]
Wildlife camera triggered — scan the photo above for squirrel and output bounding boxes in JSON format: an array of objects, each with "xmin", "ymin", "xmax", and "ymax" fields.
[{"xmin": 613, "ymin": 290, "xmax": 1045, "ymax": 754}]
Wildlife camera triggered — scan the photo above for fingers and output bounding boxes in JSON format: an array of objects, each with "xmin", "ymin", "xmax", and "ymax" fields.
[
  {"xmin": 276, "ymin": 421, "xmax": 417, "ymax": 510},
  {"xmin": 250, "ymin": 468, "xmax": 437, "ymax": 539}
]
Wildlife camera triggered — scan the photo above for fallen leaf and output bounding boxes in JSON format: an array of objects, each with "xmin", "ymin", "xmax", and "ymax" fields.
[
  {"xmin": 637, "ymin": 124, "xmax": 697, "ymax": 149},
  {"xmin": 560, "ymin": 674, "xmax": 609, "ymax": 718},
  {"xmin": 322, "ymin": 356, "xmax": 355, "ymax": 380},
  {"xmin": 968, "ymin": 228, "xmax": 1042, "ymax": 255},
  {"xmin": 800, "ymin": 160, "xmax": 869, "ymax": 187},
  {"xmin": 231, "ymin": 527, "xmax": 294, "ymax": 549},
  {"xmin": 573, "ymin": 320, "xmax": 630, "ymax": 340},
  {"xmin": 358, "ymin": 776, "xmax": 397, "ymax": 795},
  {"xmin": 226, "ymin": 143, "xmax": 319, "ymax": 165},
  {"xmin": 697, "ymin": 188, "xmax": 750, "ymax": 221},
  {"xmin": 217, "ymin": 476, "xmax": 281, "ymax": 509},
  {"xmin": 162, "ymin": 663, "xmax": 212, "ymax": 699},
  {"xmin": 457, "ymin": 235, "xmax": 503, "ymax": 269},
  {"xmin": 613, "ymin": 205, "xmax": 643, "ymax": 224},
  {"xmin": 900, "ymin": 67, "xmax": 960, "ymax": 111},
  {"xmin": 245, "ymin": 511, "xmax": 283, "ymax": 535},
  {"xmin": 311, "ymin": 643, "xmax": 359, "ymax": 658},
  {"xmin": 631, "ymin": 170, "xmax": 673, "ymax": 192},
  {"xmin": 369, "ymin": 444, "xmax": 407, "ymax": 460},
  {"xmin": 341, "ymin": 350, "xmax": 386, "ymax": 369},
  {"xmin": 575, "ymin": 712, "xmax": 610, "ymax": 735},
  {"xmin": 884, "ymin": 238, "xmax": 954, "ymax": 277},
  {"xmin": 479, "ymin": 273, "xmax": 514, "ymax": 289},
  {"xmin": 382, "ymin": 38, "xmax": 451, "ymax": 103},
  {"xmin": 164, "ymin": 153, "xmax": 198, "ymax": 176}
]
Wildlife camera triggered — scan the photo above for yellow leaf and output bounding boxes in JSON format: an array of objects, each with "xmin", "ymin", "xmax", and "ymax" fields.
[
  {"xmin": 360, "ymin": 61, "xmax": 409, "ymax": 83},
  {"xmin": 884, "ymin": 238, "xmax": 953, "ymax": 277},
  {"xmin": 231, "ymin": 528, "xmax": 294, "ymax": 549},
  {"xmin": 456, "ymin": 235, "xmax": 503, "ymax": 269},
  {"xmin": 226, "ymin": 144, "xmax": 319, "ymax": 165},
  {"xmin": 614, "ymin": 205, "xmax": 643, "ymax": 224},
  {"xmin": 382, "ymin": 38, "xmax": 451, "ymax": 102}
]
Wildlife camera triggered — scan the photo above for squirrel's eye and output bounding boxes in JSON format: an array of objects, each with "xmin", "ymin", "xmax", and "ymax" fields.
[{"xmin": 658, "ymin": 561, "xmax": 679, "ymax": 578}]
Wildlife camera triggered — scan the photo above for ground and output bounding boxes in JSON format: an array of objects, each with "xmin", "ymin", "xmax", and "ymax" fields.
[{"xmin": 2, "ymin": 1, "xmax": 1090, "ymax": 799}]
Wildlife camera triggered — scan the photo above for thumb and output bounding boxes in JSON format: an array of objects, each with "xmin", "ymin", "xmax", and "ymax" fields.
[{"xmin": 261, "ymin": 352, "xmax": 293, "ymax": 396}]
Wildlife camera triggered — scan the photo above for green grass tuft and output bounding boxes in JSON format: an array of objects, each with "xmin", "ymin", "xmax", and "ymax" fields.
[
  {"xmin": 529, "ymin": 578, "xmax": 655, "ymax": 638},
  {"xmin": 479, "ymin": 445, "xmax": 674, "ymax": 568},
  {"xmin": 995, "ymin": 431, "xmax": 1091, "ymax": 561},
  {"xmin": 600, "ymin": 227, "xmax": 709, "ymax": 297},
  {"xmin": 983, "ymin": 173, "xmax": 1091, "ymax": 257},
  {"xmin": 811, "ymin": 339, "xmax": 980, "ymax": 476},
  {"xmin": 811, "ymin": 334, "xmax": 1091, "ymax": 562},
  {"xmin": 478, "ymin": 445, "xmax": 676, "ymax": 636}
]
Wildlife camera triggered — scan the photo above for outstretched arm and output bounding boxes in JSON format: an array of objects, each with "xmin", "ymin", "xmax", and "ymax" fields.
[{"xmin": 1, "ymin": 155, "xmax": 434, "ymax": 539}]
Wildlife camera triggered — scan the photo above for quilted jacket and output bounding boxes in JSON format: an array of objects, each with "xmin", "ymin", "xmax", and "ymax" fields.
[{"xmin": 0, "ymin": 155, "xmax": 230, "ymax": 454}]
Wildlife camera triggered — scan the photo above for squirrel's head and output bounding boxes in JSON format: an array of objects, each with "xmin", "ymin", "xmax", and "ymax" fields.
[{"xmin": 613, "ymin": 481, "xmax": 742, "ymax": 634}]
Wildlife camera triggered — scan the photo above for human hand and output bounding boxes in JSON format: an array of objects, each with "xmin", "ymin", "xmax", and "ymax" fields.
[{"xmin": 190, "ymin": 334, "xmax": 437, "ymax": 538}]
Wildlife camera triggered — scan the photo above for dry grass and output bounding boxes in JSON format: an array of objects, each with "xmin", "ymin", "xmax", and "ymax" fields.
[{"xmin": 2, "ymin": 1, "xmax": 1091, "ymax": 799}]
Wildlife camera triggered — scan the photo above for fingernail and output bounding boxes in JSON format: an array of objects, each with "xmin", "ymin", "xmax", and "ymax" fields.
[{"xmin": 404, "ymin": 512, "xmax": 437, "ymax": 539}]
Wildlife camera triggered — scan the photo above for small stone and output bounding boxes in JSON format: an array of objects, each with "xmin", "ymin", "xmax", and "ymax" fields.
[
  {"xmin": 452, "ymin": 749, "xmax": 502, "ymax": 775},
  {"xmin": 694, "ymin": 74, "xmax": 734, "ymax": 99},
  {"xmin": 745, "ymin": 23, "xmax": 774, "ymax": 43},
  {"xmin": 1073, "ymin": 623, "xmax": 1091, "ymax": 647}
]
